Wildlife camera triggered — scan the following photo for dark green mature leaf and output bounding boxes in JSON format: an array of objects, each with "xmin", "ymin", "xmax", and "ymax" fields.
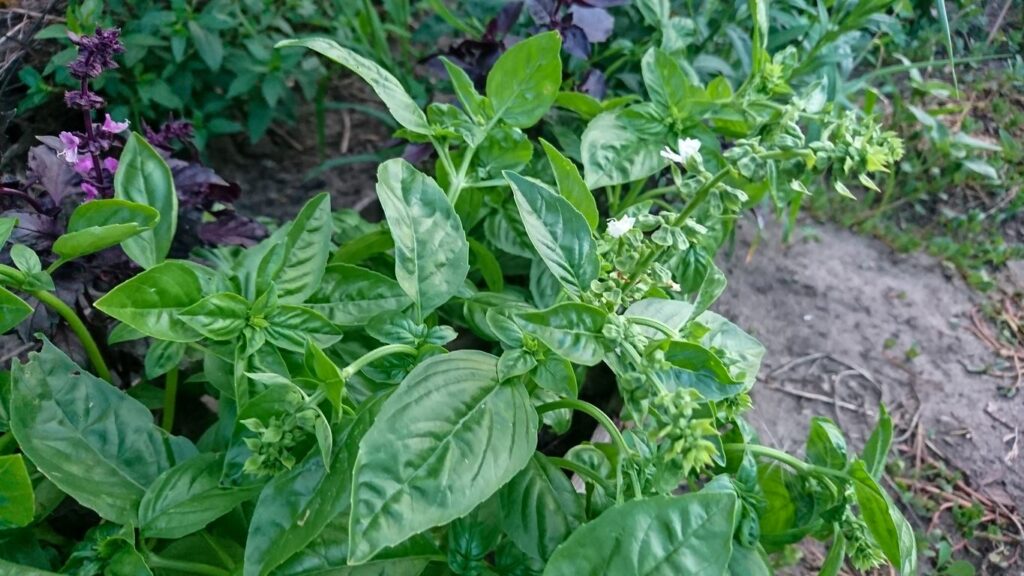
[
  {"xmin": 188, "ymin": 21, "xmax": 223, "ymax": 71},
  {"xmin": 139, "ymin": 453, "xmax": 261, "ymax": 539},
  {"xmin": 376, "ymin": 159, "xmax": 469, "ymax": 319},
  {"xmin": 500, "ymin": 453, "xmax": 584, "ymax": 561},
  {"xmin": 143, "ymin": 340, "xmax": 185, "ymax": 380},
  {"xmin": 95, "ymin": 261, "xmax": 204, "ymax": 342},
  {"xmin": 0, "ymin": 559, "xmax": 61, "ymax": 576},
  {"xmin": 306, "ymin": 264, "xmax": 412, "ymax": 326},
  {"xmin": 515, "ymin": 303, "xmax": 606, "ymax": 366},
  {"xmin": 51, "ymin": 199, "xmax": 158, "ymax": 262},
  {"xmin": 0, "ymin": 454, "xmax": 34, "ymax": 529},
  {"xmin": 244, "ymin": 397, "xmax": 383, "ymax": 576},
  {"xmin": 540, "ymin": 139, "xmax": 599, "ymax": 231},
  {"xmin": 349, "ymin": 351, "xmax": 537, "ymax": 564},
  {"xmin": 862, "ymin": 405, "xmax": 893, "ymax": 480},
  {"xmin": 10, "ymin": 340, "xmax": 194, "ymax": 524},
  {"xmin": 274, "ymin": 527, "xmax": 439, "ymax": 575},
  {"xmin": 264, "ymin": 305, "xmax": 342, "ymax": 352},
  {"xmin": 505, "ymin": 172, "xmax": 598, "ymax": 299},
  {"xmin": 274, "ymin": 193, "xmax": 333, "ymax": 304},
  {"xmin": 278, "ymin": 38, "xmax": 430, "ymax": 134},
  {"xmin": 581, "ymin": 108, "xmax": 669, "ymax": 188},
  {"xmin": 850, "ymin": 461, "xmax": 916, "ymax": 575},
  {"xmin": 544, "ymin": 492, "xmax": 738, "ymax": 576},
  {"xmin": 806, "ymin": 418, "xmax": 848, "ymax": 470},
  {"xmin": 114, "ymin": 133, "xmax": 177, "ymax": 269},
  {"xmin": 0, "ymin": 286, "xmax": 31, "ymax": 334},
  {"xmin": 656, "ymin": 341, "xmax": 747, "ymax": 401},
  {"xmin": 486, "ymin": 31, "xmax": 562, "ymax": 128},
  {"xmin": 180, "ymin": 292, "xmax": 250, "ymax": 341}
]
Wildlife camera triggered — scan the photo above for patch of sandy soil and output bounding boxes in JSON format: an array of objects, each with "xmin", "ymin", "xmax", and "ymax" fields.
[{"xmin": 716, "ymin": 215, "xmax": 1024, "ymax": 550}]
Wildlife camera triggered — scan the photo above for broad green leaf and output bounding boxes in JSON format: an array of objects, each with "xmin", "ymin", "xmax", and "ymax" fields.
[
  {"xmin": 656, "ymin": 341, "xmax": 747, "ymax": 400},
  {"xmin": 264, "ymin": 305, "xmax": 343, "ymax": 352},
  {"xmin": 278, "ymin": 38, "xmax": 430, "ymax": 134},
  {"xmin": 449, "ymin": 498, "xmax": 502, "ymax": 570},
  {"xmin": 245, "ymin": 398, "xmax": 382, "ymax": 576},
  {"xmin": 0, "ymin": 559, "xmax": 61, "ymax": 576},
  {"xmin": 139, "ymin": 453, "xmax": 261, "ymax": 539},
  {"xmin": 543, "ymin": 492, "xmax": 738, "ymax": 576},
  {"xmin": 306, "ymin": 264, "xmax": 412, "ymax": 325},
  {"xmin": 143, "ymin": 340, "xmax": 186, "ymax": 379},
  {"xmin": 500, "ymin": 453, "xmax": 584, "ymax": 561},
  {"xmin": 806, "ymin": 417, "xmax": 848, "ymax": 470},
  {"xmin": 0, "ymin": 217, "xmax": 14, "ymax": 246},
  {"xmin": 10, "ymin": 340, "xmax": 194, "ymax": 524},
  {"xmin": 469, "ymin": 238, "xmax": 505, "ymax": 292},
  {"xmin": 486, "ymin": 31, "xmax": 562, "ymax": 128},
  {"xmin": 274, "ymin": 528, "xmax": 439, "ymax": 576},
  {"xmin": 862, "ymin": 405, "xmax": 893, "ymax": 480},
  {"xmin": 349, "ymin": 351, "xmax": 537, "ymax": 563},
  {"xmin": 10, "ymin": 244, "xmax": 40, "ymax": 273},
  {"xmin": 581, "ymin": 107, "xmax": 670, "ymax": 188},
  {"xmin": 505, "ymin": 171, "xmax": 598, "ymax": 298},
  {"xmin": 95, "ymin": 261, "xmax": 204, "ymax": 342},
  {"xmin": 514, "ymin": 303, "xmax": 606, "ymax": 366},
  {"xmin": 694, "ymin": 310, "xmax": 765, "ymax": 386},
  {"xmin": 850, "ymin": 461, "xmax": 917, "ymax": 575},
  {"xmin": 376, "ymin": 159, "xmax": 469, "ymax": 319},
  {"xmin": 0, "ymin": 286, "xmax": 32, "ymax": 333},
  {"xmin": 188, "ymin": 21, "xmax": 223, "ymax": 71},
  {"xmin": 641, "ymin": 48, "xmax": 694, "ymax": 114},
  {"xmin": 0, "ymin": 454, "xmax": 34, "ymax": 529},
  {"xmin": 331, "ymin": 229, "xmax": 395, "ymax": 265},
  {"xmin": 180, "ymin": 292, "xmax": 250, "ymax": 341},
  {"xmin": 51, "ymin": 199, "xmax": 159, "ymax": 262},
  {"xmin": 274, "ymin": 193, "xmax": 334, "ymax": 304},
  {"xmin": 727, "ymin": 545, "xmax": 771, "ymax": 575},
  {"xmin": 540, "ymin": 139, "xmax": 599, "ymax": 231},
  {"xmin": 114, "ymin": 133, "xmax": 177, "ymax": 269},
  {"xmin": 624, "ymin": 298, "xmax": 693, "ymax": 338}
]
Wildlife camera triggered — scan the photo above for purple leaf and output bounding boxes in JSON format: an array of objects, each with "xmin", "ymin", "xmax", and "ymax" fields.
[
  {"xmin": 27, "ymin": 145, "xmax": 79, "ymax": 204},
  {"xmin": 525, "ymin": 0, "xmax": 555, "ymax": 25},
  {"xmin": 403, "ymin": 143, "xmax": 434, "ymax": 164},
  {"xmin": 580, "ymin": 69, "xmax": 607, "ymax": 99},
  {"xmin": 574, "ymin": 0, "xmax": 630, "ymax": 7},
  {"xmin": 570, "ymin": 6, "xmax": 615, "ymax": 42},
  {"xmin": 198, "ymin": 212, "xmax": 268, "ymax": 247},
  {"xmin": 562, "ymin": 25, "xmax": 592, "ymax": 59},
  {"xmin": 485, "ymin": 2, "xmax": 524, "ymax": 40}
]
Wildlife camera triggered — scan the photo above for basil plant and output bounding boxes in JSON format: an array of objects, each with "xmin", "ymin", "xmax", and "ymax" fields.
[{"xmin": 0, "ymin": 20, "xmax": 913, "ymax": 576}]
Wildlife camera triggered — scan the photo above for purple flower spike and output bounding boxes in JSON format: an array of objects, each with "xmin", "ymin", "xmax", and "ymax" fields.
[
  {"xmin": 67, "ymin": 28, "xmax": 125, "ymax": 80},
  {"xmin": 74, "ymin": 155, "xmax": 94, "ymax": 176},
  {"xmin": 81, "ymin": 182, "xmax": 100, "ymax": 200},
  {"xmin": 64, "ymin": 89, "xmax": 105, "ymax": 110},
  {"xmin": 56, "ymin": 132, "xmax": 81, "ymax": 164},
  {"xmin": 102, "ymin": 114, "xmax": 130, "ymax": 134},
  {"xmin": 103, "ymin": 157, "xmax": 119, "ymax": 173}
]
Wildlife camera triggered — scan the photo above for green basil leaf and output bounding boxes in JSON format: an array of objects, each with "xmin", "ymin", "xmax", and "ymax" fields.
[
  {"xmin": 179, "ymin": 292, "xmax": 250, "ymax": 341},
  {"xmin": 468, "ymin": 238, "xmax": 505, "ymax": 292},
  {"xmin": 498, "ymin": 349, "xmax": 536, "ymax": 382},
  {"xmin": 143, "ymin": 340, "xmax": 186, "ymax": 380},
  {"xmin": 10, "ymin": 244, "xmax": 40, "ymax": 274},
  {"xmin": 441, "ymin": 57, "xmax": 486, "ymax": 122},
  {"xmin": 544, "ymin": 492, "xmax": 738, "ymax": 575},
  {"xmin": 806, "ymin": 417, "xmax": 848, "ymax": 470},
  {"xmin": 274, "ymin": 528, "xmax": 439, "ymax": 575},
  {"xmin": 505, "ymin": 171, "xmax": 598, "ymax": 298},
  {"xmin": 278, "ymin": 38, "xmax": 430, "ymax": 134},
  {"xmin": 499, "ymin": 453, "xmax": 584, "ymax": 561},
  {"xmin": 376, "ymin": 159, "xmax": 469, "ymax": 319},
  {"xmin": 139, "ymin": 453, "xmax": 261, "ymax": 539},
  {"xmin": 264, "ymin": 305, "xmax": 343, "ymax": 352},
  {"xmin": 274, "ymin": 192, "xmax": 334, "ymax": 304},
  {"xmin": 114, "ymin": 133, "xmax": 177, "ymax": 269},
  {"xmin": 0, "ymin": 286, "xmax": 32, "ymax": 334},
  {"xmin": 51, "ymin": 199, "xmax": 159, "ymax": 262},
  {"xmin": 348, "ymin": 351, "xmax": 537, "ymax": 564},
  {"xmin": 657, "ymin": 341, "xmax": 746, "ymax": 401},
  {"xmin": 306, "ymin": 341, "xmax": 346, "ymax": 416},
  {"xmin": 0, "ymin": 454, "xmax": 34, "ymax": 529},
  {"xmin": 0, "ymin": 217, "xmax": 14, "ymax": 247},
  {"xmin": 10, "ymin": 339, "xmax": 194, "ymax": 524},
  {"xmin": 306, "ymin": 263, "xmax": 412, "ymax": 326},
  {"xmin": 95, "ymin": 261, "xmax": 204, "ymax": 342},
  {"xmin": 850, "ymin": 461, "xmax": 917, "ymax": 575},
  {"xmin": 641, "ymin": 48, "xmax": 697, "ymax": 115},
  {"xmin": 330, "ymin": 229, "xmax": 395, "ymax": 265},
  {"xmin": 486, "ymin": 31, "xmax": 562, "ymax": 128},
  {"xmin": 514, "ymin": 303, "xmax": 606, "ymax": 366},
  {"xmin": 581, "ymin": 108, "xmax": 670, "ymax": 188},
  {"xmin": 862, "ymin": 405, "xmax": 893, "ymax": 480},
  {"xmin": 188, "ymin": 21, "xmax": 223, "ymax": 71},
  {"xmin": 693, "ymin": 310, "xmax": 766, "ymax": 386},
  {"xmin": 540, "ymin": 139, "xmax": 599, "ymax": 231},
  {"xmin": 726, "ymin": 545, "xmax": 771, "ymax": 575},
  {"xmin": 624, "ymin": 298, "xmax": 693, "ymax": 338},
  {"xmin": 245, "ymin": 397, "xmax": 383, "ymax": 576}
]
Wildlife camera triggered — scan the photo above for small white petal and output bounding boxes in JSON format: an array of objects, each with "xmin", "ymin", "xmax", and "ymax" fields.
[{"xmin": 606, "ymin": 215, "xmax": 636, "ymax": 238}]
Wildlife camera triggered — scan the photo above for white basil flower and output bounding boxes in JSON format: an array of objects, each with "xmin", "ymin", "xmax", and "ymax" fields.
[
  {"xmin": 660, "ymin": 137, "xmax": 702, "ymax": 164},
  {"xmin": 606, "ymin": 215, "xmax": 636, "ymax": 238}
]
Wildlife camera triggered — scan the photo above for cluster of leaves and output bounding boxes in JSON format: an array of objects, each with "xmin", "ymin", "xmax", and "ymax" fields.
[
  {"xmin": 18, "ymin": 0, "xmax": 422, "ymax": 148},
  {"xmin": 0, "ymin": 12, "xmax": 919, "ymax": 574}
]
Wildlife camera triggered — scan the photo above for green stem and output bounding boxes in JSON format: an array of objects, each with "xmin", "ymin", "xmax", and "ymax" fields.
[
  {"xmin": 536, "ymin": 399, "xmax": 642, "ymax": 501},
  {"xmin": 627, "ymin": 316, "xmax": 677, "ymax": 339},
  {"xmin": 162, "ymin": 368, "xmax": 179, "ymax": 432},
  {"xmin": 340, "ymin": 344, "xmax": 418, "ymax": 380},
  {"xmin": 32, "ymin": 290, "xmax": 111, "ymax": 382},
  {"xmin": 144, "ymin": 553, "xmax": 232, "ymax": 576},
  {"xmin": 724, "ymin": 443, "xmax": 852, "ymax": 482},
  {"xmin": 548, "ymin": 456, "xmax": 613, "ymax": 492}
]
